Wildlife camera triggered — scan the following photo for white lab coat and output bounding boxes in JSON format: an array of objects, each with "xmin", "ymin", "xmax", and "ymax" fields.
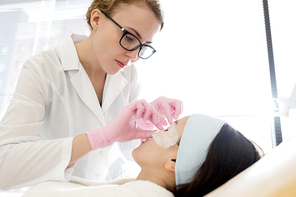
[{"xmin": 0, "ymin": 34, "xmax": 141, "ymax": 190}]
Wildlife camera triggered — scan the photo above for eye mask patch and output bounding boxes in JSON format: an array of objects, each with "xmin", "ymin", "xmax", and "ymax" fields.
[{"xmin": 152, "ymin": 125, "xmax": 178, "ymax": 148}]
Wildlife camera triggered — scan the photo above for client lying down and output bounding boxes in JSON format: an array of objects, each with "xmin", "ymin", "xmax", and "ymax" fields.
[{"xmin": 23, "ymin": 114, "xmax": 262, "ymax": 197}]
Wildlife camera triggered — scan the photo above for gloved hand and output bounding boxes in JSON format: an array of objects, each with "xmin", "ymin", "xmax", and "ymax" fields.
[
  {"xmin": 150, "ymin": 96, "xmax": 183, "ymax": 125},
  {"xmin": 86, "ymin": 100, "xmax": 166, "ymax": 150},
  {"xmin": 136, "ymin": 97, "xmax": 183, "ymax": 130}
]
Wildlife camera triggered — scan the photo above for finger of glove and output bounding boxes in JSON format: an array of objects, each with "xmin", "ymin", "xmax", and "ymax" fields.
[
  {"xmin": 171, "ymin": 99, "xmax": 183, "ymax": 120},
  {"xmin": 151, "ymin": 96, "xmax": 165, "ymax": 114},
  {"xmin": 135, "ymin": 129, "xmax": 155, "ymax": 139},
  {"xmin": 149, "ymin": 106, "xmax": 163, "ymax": 130},
  {"xmin": 136, "ymin": 118, "xmax": 155, "ymax": 130},
  {"xmin": 148, "ymin": 118, "xmax": 164, "ymax": 130},
  {"xmin": 134, "ymin": 101, "xmax": 145, "ymax": 119},
  {"xmin": 160, "ymin": 99, "xmax": 174, "ymax": 125},
  {"xmin": 150, "ymin": 105, "xmax": 160, "ymax": 124},
  {"xmin": 159, "ymin": 116, "xmax": 168, "ymax": 127},
  {"xmin": 150, "ymin": 107, "xmax": 167, "ymax": 128},
  {"xmin": 139, "ymin": 99, "xmax": 152, "ymax": 121}
]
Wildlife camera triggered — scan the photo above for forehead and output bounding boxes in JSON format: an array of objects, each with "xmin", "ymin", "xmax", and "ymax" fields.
[
  {"xmin": 111, "ymin": 2, "xmax": 161, "ymax": 41},
  {"xmin": 175, "ymin": 116, "xmax": 190, "ymax": 140}
]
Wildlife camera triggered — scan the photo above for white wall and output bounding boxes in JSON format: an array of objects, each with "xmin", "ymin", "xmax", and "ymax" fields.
[
  {"xmin": 1, "ymin": 0, "xmax": 296, "ymax": 153},
  {"xmin": 138, "ymin": 0, "xmax": 276, "ymax": 151}
]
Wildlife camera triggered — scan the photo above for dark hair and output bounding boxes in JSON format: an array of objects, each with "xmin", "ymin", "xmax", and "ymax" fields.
[{"xmin": 175, "ymin": 123, "xmax": 262, "ymax": 197}]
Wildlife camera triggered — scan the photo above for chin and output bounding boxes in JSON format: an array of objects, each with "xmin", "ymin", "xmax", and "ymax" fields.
[
  {"xmin": 107, "ymin": 69, "xmax": 121, "ymax": 75},
  {"xmin": 131, "ymin": 149, "xmax": 139, "ymax": 164}
]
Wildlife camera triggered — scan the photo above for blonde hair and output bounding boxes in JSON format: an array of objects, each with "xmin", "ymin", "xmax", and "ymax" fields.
[{"xmin": 86, "ymin": 0, "xmax": 164, "ymax": 31}]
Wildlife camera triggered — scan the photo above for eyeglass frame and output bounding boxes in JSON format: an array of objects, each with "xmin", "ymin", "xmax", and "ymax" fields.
[{"xmin": 101, "ymin": 10, "xmax": 156, "ymax": 59}]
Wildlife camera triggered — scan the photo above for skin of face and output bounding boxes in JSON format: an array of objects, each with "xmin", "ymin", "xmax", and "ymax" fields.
[
  {"xmin": 132, "ymin": 116, "xmax": 190, "ymax": 174},
  {"xmin": 88, "ymin": 2, "xmax": 161, "ymax": 75}
]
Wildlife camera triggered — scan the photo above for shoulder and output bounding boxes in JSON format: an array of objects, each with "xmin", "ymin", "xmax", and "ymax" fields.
[
  {"xmin": 23, "ymin": 33, "xmax": 82, "ymax": 75},
  {"xmin": 23, "ymin": 181, "xmax": 81, "ymax": 197},
  {"xmin": 24, "ymin": 179, "xmax": 173, "ymax": 197},
  {"xmin": 22, "ymin": 47, "xmax": 62, "ymax": 77},
  {"xmin": 124, "ymin": 180, "xmax": 174, "ymax": 197},
  {"xmin": 70, "ymin": 176, "xmax": 135, "ymax": 186}
]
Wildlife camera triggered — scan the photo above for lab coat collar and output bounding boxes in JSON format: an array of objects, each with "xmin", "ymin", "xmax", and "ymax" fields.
[
  {"xmin": 59, "ymin": 33, "xmax": 88, "ymax": 71},
  {"xmin": 102, "ymin": 73, "xmax": 128, "ymax": 113},
  {"xmin": 59, "ymin": 34, "xmax": 106, "ymax": 125},
  {"xmin": 71, "ymin": 68, "xmax": 128, "ymax": 126},
  {"xmin": 60, "ymin": 34, "xmax": 128, "ymax": 126}
]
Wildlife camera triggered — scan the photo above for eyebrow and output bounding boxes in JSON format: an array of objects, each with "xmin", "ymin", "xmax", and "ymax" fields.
[
  {"xmin": 127, "ymin": 27, "xmax": 142, "ymax": 39},
  {"xmin": 127, "ymin": 27, "xmax": 153, "ymax": 44}
]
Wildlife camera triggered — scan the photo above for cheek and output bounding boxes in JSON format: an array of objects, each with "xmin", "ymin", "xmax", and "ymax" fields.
[
  {"xmin": 132, "ymin": 140, "xmax": 159, "ymax": 164},
  {"xmin": 132, "ymin": 139, "xmax": 178, "ymax": 168},
  {"xmin": 130, "ymin": 57, "xmax": 140, "ymax": 63},
  {"xmin": 131, "ymin": 148, "xmax": 138, "ymax": 162},
  {"xmin": 93, "ymin": 30, "xmax": 122, "ymax": 58}
]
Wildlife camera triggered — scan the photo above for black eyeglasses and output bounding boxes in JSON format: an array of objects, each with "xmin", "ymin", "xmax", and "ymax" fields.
[{"xmin": 101, "ymin": 11, "xmax": 156, "ymax": 59}]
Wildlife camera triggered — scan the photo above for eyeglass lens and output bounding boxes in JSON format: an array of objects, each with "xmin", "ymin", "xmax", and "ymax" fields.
[
  {"xmin": 139, "ymin": 46, "xmax": 154, "ymax": 59},
  {"xmin": 121, "ymin": 33, "xmax": 139, "ymax": 50},
  {"xmin": 121, "ymin": 33, "xmax": 155, "ymax": 59}
]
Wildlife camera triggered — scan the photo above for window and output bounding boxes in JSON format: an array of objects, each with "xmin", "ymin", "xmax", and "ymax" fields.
[
  {"xmin": 0, "ymin": 0, "xmax": 295, "ymax": 154},
  {"xmin": 0, "ymin": 0, "xmax": 91, "ymax": 119}
]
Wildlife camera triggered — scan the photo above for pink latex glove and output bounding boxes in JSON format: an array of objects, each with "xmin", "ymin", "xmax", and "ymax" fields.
[
  {"xmin": 136, "ymin": 118, "xmax": 156, "ymax": 130},
  {"xmin": 150, "ymin": 96, "xmax": 183, "ymax": 125},
  {"xmin": 86, "ymin": 100, "xmax": 166, "ymax": 150}
]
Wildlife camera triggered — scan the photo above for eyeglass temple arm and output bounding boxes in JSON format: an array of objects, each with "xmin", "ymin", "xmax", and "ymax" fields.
[{"xmin": 100, "ymin": 10, "xmax": 125, "ymax": 31}]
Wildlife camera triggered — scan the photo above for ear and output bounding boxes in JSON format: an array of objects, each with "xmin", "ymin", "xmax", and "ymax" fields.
[
  {"xmin": 90, "ymin": 9, "xmax": 103, "ymax": 30},
  {"xmin": 165, "ymin": 158, "xmax": 176, "ymax": 172}
]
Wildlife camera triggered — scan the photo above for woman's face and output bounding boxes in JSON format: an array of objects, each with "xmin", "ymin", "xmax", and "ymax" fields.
[
  {"xmin": 91, "ymin": 2, "xmax": 161, "ymax": 75},
  {"xmin": 132, "ymin": 116, "xmax": 190, "ymax": 170}
]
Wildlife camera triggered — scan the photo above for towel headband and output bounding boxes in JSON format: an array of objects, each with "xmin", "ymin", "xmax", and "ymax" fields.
[{"xmin": 175, "ymin": 114, "xmax": 226, "ymax": 185}]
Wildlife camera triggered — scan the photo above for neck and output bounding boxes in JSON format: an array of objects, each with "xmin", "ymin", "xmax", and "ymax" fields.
[
  {"xmin": 136, "ymin": 169, "xmax": 175, "ymax": 192},
  {"xmin": 75, "ymin": 33, "xmax": 106, "ymax": 79}
]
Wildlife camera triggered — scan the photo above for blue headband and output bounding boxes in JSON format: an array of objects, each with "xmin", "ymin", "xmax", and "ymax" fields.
[{"xmin": 175, "ymin": 114, "xmax": 226, "ymax": 185}]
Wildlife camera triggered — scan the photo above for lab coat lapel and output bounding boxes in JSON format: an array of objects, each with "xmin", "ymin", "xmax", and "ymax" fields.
[
  {"xmin": 71, "ymin": 68, "xmax": 107, "ymax": 126},
  {"xmin": 58, "ymin": 34, "xmax": 106, "ymax": 126},
  {"xmin": 102, "ymin": 73, "xmax": 128, "ymax": 113}
]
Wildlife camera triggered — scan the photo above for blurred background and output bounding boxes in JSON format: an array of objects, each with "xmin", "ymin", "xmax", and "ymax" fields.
[{"xmin": 0, "ymin": 0, "xmax": 295, "ymax": 153}]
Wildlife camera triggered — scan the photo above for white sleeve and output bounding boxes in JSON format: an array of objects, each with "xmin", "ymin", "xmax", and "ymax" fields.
[{"xmin": 0, "ymin": 60, "xmax": 74, "ymax": 190}]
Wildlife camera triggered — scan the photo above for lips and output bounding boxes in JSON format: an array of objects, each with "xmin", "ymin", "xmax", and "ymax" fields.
[{"xmin": 116, "ymin": 60, "xmax": 127, "ymax": 68}]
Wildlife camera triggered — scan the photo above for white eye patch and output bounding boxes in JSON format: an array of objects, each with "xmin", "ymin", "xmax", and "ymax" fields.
[{"xmin": 152, "ymin": 125, "xmax": 178, "ymax": 149}]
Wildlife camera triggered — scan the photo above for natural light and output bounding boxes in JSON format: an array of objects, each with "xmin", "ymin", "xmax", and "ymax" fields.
[{"xmin": 0, "ymin": 0, "xmax": 296, "ymax": 155}]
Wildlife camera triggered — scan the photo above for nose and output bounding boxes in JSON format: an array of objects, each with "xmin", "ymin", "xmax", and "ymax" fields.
[
  {"xmin": 125, "ymin": 49, "xmax": 139, "ymax": 61},
  {"xmin": 130, "ymin": 57, "xmax": 140, "ymax": 63}
]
